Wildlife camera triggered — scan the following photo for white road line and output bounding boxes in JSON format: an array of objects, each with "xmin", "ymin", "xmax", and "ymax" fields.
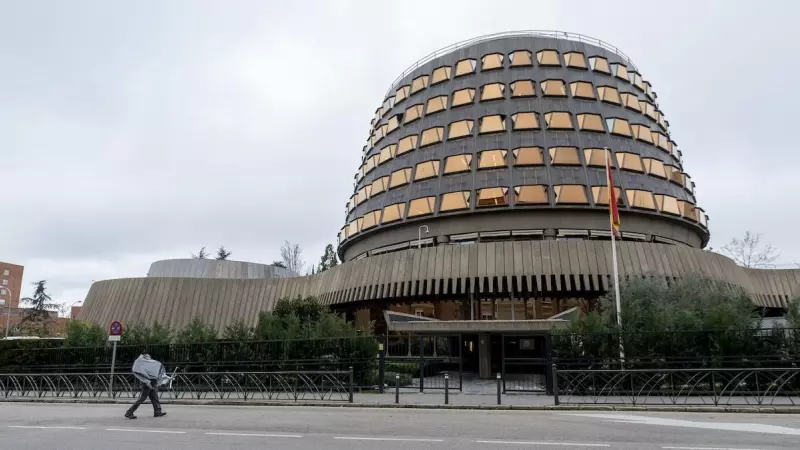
[
  {"xmin": 663, "ymin": 447, "xmax": 766, "ymax": 450},
  {"xmin": 476, "ymin": 441, "xmax": 610, "ymax": 447},
  {"xmin": 206, "ymin": 432, "xmax": 303, "ymax": 438},
  {"xmin": 334, "ymin": 436, "xmax": 445, "ymax": 442},
  {"xmin": 105, "ymin": 428, "xmax": 186, "ymax": 434},
  {"xmin": 8, "ymin": 426, "xmax": 87, "ymax": 430}
]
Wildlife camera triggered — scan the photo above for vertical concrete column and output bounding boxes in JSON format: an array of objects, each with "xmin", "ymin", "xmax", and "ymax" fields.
[{"xmin": 478, "ymin": 333, "xmax": 491, "ymax": 379}]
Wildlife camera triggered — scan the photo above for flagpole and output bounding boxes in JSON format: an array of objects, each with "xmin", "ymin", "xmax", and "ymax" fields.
[{"xmin": 605, "ymin": 147, "xmax": 624, "ymax": 359}]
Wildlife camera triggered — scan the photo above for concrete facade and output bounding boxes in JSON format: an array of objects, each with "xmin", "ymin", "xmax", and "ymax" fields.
[{"xmin": 147, "ymin": 259, "xmax": 296, "ymax": 279}]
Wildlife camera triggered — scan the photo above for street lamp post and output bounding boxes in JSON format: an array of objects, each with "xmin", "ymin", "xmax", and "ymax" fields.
[
  {"xmin": 418, "ymin": 225, "xmax": 430, "ymax": 249},
  {"xmin": 1, "ymin": 286, "xmax": 14, "ymax": 339},
  {"xmin": 70, "ymin": 301, "xmax": 83, "ymax": 321}
]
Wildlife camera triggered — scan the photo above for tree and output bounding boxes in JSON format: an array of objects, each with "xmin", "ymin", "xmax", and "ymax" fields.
[
  {"xmin": 721, "ymin": 231, "xmax": 779, "ymax": 268},
  {"xmin": 176, "ymin": 316, "xmax": 217, "ymax": 343},
  {"xmin": 192, "ymin": 247, "xmax": 209, "ymax": 259},
  {"xmin": 272, "ymin": 261, "xmax": 287, "ymax": 269},
  {"xmin": 317, "ymin": 244, "xmax": 338, "ymax": 273},
  {"xmin": 64, "ymin": 320, "xmax": 108, "ymax": 347},
  {"xmin": 20, "ymin": 280, "xmax": 59, "ymax": 334},
  {"xmin": 216, "ymin": 246, "xmax": 232, "ymax": 260},
  {"xmin": 280, "ymin": 241, "xmax": 305, "ymax": 274}
]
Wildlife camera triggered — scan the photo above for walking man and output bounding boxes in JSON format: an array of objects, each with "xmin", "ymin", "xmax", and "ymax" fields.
[{"xmin": 125, "ymin": 353, "xmax": 168, "ymax": 419}]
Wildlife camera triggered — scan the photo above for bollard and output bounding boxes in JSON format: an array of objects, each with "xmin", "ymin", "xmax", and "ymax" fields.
[
  {"xmin": 348, "ymin": 366, "xmax": 354, "ymax": 403},
  {"xmin": 552, "ymin": 363, "xmax": 560, "ymax": 406},
  {"xmin": 444, "ymin": 373, "xmax": 449, "ymax": 405},
  {"xmin": 395, "ymin": 374, "xmax": 400, "ymax": 404},
  {"xmin": 496, "ymin": 373, "xmax": 502, "ymax": 405}
]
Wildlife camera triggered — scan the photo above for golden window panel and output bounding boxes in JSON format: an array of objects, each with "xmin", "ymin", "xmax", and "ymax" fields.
[
  {"xmin": 583, "ymin": 148, "xmax": 610, "ymax": 167},
  {"xmin": 389, "ymin": 167, "xmax": 412, "ymax": 188},
  {"xmin": 361, "ymin": 209, "xmax": 382, "ymax": 230},
  {"xmin": 410, "ymin": 75, "xmax": 429, "ymax": 94},
  {"xmin": 564, "ymin": 52, "xmax": 587, "ymax": 69},
  {"xmin": 592, "ymin": 186, "xmax": 624, "ymax": 206},
  {"xmin": 514, "ymin": 185, "xmax": 549, "ymax": 204},
  {"xmin": 644, "ymin": 80, "xmax": 654, "ymax": 98},
  {"xmin": 448, "ymin": 119, "xmax": 474, "ymax": 140},
  {"xmin": 627, "ymin": 190, "xmax": 656, "ymax": 210},
  {"xmin": 621, "ymin": 93, "xmax": 642, "ymax": 112},
  {"xmin": 479, "ymin": 115, "xmax": 506, "ymax": 134},
  {"xmin": 549, "ymin": 146, "xmax": 580, "ymax": 165},
  {"xmin": 348, "ymin": 217, "xmax": 362, "ymax": 237},
  {"xmin": 570, "ymin": 81, "xmax": 596, "ymax": 99},
  {"xmin": 370, "ymin": 176, "xmax": 389, "ymax": 196},
  {"xmin": 589, "ymin": 56, "xmax": 611, "ymax": 74},
  {"xmin": 396, "ymin": 135, "xmax": 418, "ymax": 155},
  {"xmin": 513, "ymin": 147, "xmax": 545, "ymax": 166},
  {"xmin": 663, "ymin": 164, "xmax": 677, "ymax": 181},
  {"xmin": 348, "ymin": 195, "xmax": 356, "ymax": 212},
  {"xmin": 443, "ymin": 154, "xmax": 472, "ymax": 174},
  {"xmin": 431, "ymin": 65, "xmax": 452, "ymax": 85},
  {"xmin": 408, "ymin": 196, "xmax": 436, "ymax": 218},
  {"xmin": 597, "ymin": 85, "xmax": 621, "ymax": 104},
  {"xmin": 478, "ymin": 149, "xmax": 508, "ymax": 169},
  {"xmin": 544, "ymin": 112, "xmax": 574, "ymax": 129},
  {"xmin": 536, "ymin": 49, "xmax": 561, "ymax": 66},
  {"xmin": 670, "ymin": 169, "xmax": 686, "ymax": 187},
  {"xmin": 376, "ymin": 123, "xmax": 388, "ymax": 140},
  {"xmin": 382, "ymin": 203, "xmax": 407, "ymax": 224},
  {"xmin": 426, "ymin": 95, "xmax": 448, "ymax": 115},
  {"xmin": 684, "ymin": 173, "xmax": 693, "ymax": 192},
  {"xmin": 455, "ymin": 58, "xmax": 477, "ymax": 77},
  {"xmin": 369, "ymin": 154, "xmax": 381, "ymax": 172},
  {"xmin": 364, "ymin": 156, "xmax": 376, "ymax": 174},
  {"xmin": 420, "ymin": 126, "xmax": 444, "ymax": 147},
  {"xmin": 511, "ymin": 112, "xmax": 540, "ymax": 130},
  {"xmin": 652, "ymin": 131, "xmax": 670, "ymax": 152},
  {"xmin": 482, "ymin": 53, "xmax": 504, "ymax": 70},
  {"xmin": 356, "ymin": 185, "xmax": 371, "ymax": 205},
  {"xmin": 554, "ymin": 185, "xmax": 589, "ymax": 204},
  {"xmin": 452, "ymin": 87, "xmax": 476, "ymax": 107},
  {"xmin": 394, "ymin": 85, "xmax": 410, "ymax": 105},
  {"xmin": 577, "ymin": 113, "xmax": 605, "ymax": 132},
  {"xmin": 631, "ymin": 124, "xmax": 653, "ymax": 143},
  {"xmin": 510, "ymin": 80, "xmax": 536, "ymax": 97},
  {"xmin": 541, "ymin": 79, "xmax": 567, "ymax": 96},
  {"xmin": 387, "ymin": 115, "xmax": 401, "ymax": 134},
  {"xmin": 667, "ymin": 140, "xmax": 676, "ymax": 155},
  {"xmin": 696, "ymin": 208, "xmax": 708, "ymax": 228},
  {"xmin": 630, "ymin": 72, "xmax": 644, "ymax": 91},
  {"xmin": 440, "ymin": 191, "xmax": 471, "ymax": 212},
  {"xmin": 509, "ymin": 50, "xmax": 532, "ymax": 67},
  {"xmin": 605, "ymin": 118, "xmax": 632, "ymax": 137},
  {"xmin": 339, "ymin": 227, "xmax": 347, "ymax": 243},
  {"xmin": 374, "ymin": 107, "xmax": 385, "ymax": 124},
  {"xmin": 477, "ymin": 187, "xmax": 509, "ymax": 207},
  {"xmin": 643, "ymin": 158, "xmax": 667, "ymax": 178},
  {"xmin": 481, "ymin": 82, "xmax": 505, "ymax": 101},
  {"xmin": 639, "ymin": 101, "xmax": 657, "ymax": 120},
  {"xmin": 382, "ymin": 97, "xmax": 394, "ymax": 114},
  {"xmin": 616, "ymin": 152, "xmax": 644, "ymax": 173},
  {"xmin": 655, "ymin": 194, "xmax": 681, "ymax": 216},
  {"xmin": 404, "ymin": 104, "xmax": 423, "ymax": 124},
  {"xmin": 677, "ymin": 200, "xmax": 696, "ymax": 221},
  {"xmin": 414, "ymin": 160, "xmax": 440, "ymax": 181},
  {"xmin": 611, "ymin": 63, "xmax": 629, "ymax": 81}
]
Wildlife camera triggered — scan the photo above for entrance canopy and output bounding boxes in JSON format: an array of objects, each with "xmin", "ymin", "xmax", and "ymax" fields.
[{"xmin": 383, "ymin": 308, "xmax": 576, "ymax": 334}]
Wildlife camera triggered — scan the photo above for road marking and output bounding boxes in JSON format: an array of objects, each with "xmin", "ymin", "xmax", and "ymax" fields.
[
  {"xmin": 663, "ymin": 447, "xmax": 766, "ymax": 450},
  {"xmin": 476, "ymin": 441, "xmax": 610, "ymax": 447},
  {"xmin": 334, "ymin": 436, "xmax": 445, "ymax": 442},
  {"xmin": 105, "ymin": 428, "xmax": 186, "ymax": 434},
  {"xmin": 565, "ymin": 413, "xmax": 800, "ymax": 436},
  {"xmin": 9, "ymin": 426, "xmax": 87, "ymax": 430},
  {"xmin": 206, "ymin": 432, "xmax": 303, "ymax": 438}
]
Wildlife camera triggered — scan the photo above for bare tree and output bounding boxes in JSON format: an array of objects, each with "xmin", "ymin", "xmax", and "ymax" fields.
[
  {"xmin": 192, "ymin": 247, "xmax": 209, "ymax": 259},
  {"xmin": 280, "ymin": 241, "xmax": 305, "ymax": 274},
  {"xmin": 721, "ymin": 231, "xmax": 779, "ymax": 268}
]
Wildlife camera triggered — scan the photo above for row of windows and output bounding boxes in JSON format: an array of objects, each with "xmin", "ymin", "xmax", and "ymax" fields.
[
  {"xmin": 367, "ymin": 80, "xmax": 668, "ymax": 149},
  {"xmin": 349, "ymin": 148, "xmax": 692, "ymax": 213},
  {"xmin": 357, "ymin": 112, "xmax": 680, "ymax": 183},
  {"xmin": 372, "ymin": 49, "xmax": 656, "ymax": 128},
  {"xmin": 341, "ymin": 187, "xmax": 707, "ymax": 242}
]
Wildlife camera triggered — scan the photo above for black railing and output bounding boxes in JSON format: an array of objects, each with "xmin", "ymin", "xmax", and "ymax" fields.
[
  {"xmin": 553, "ymin": 366, "xmax": 800, "ymax": 406},
  {"xmin": 0, "ymin": 370, "xmax": 354, "ymax": 403}
]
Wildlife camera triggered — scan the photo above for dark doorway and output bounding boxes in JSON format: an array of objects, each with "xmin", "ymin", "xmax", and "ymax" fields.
[{"xmin": 462, "ymin": 334, "xmax": 479, "ymax": 373}]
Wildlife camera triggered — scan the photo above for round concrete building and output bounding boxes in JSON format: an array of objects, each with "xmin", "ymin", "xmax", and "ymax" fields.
[{"xmin": 339, "ymin": 31, "xmax": 708, "ymax": 263}]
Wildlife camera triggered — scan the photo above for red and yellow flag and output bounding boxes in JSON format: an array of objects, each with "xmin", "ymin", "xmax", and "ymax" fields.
[{"xmin": 606, "ymin": 152, "xmax": 621, "ymax": 239}]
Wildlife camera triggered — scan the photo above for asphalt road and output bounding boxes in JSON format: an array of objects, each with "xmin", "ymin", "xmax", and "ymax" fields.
[{"xmin": 1, "ymin": 403, "xmax": 799, "ymax": 449}]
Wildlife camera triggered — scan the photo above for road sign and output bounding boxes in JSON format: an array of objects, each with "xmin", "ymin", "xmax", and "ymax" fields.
[
  {"xmin": 108, "ymin": 335, "xmax": 121, "ymax": 342},
  {"xmin": 109, "ymin": 320, "xmax": 123, "ymax": 336}
]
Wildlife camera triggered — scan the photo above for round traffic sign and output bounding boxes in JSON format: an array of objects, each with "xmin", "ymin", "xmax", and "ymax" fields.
[{"xmin": 109, "ymin": 320, "xmax": 123, "ymax": 336}]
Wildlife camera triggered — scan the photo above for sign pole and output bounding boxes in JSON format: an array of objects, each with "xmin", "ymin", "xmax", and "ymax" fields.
[
  {"xmin": 110, "ymin": 340, "xmax": 117, "ymax": 399},
  {"xmin": 107, "ymin": 320, "xmax": 123, "ymax": 399}
]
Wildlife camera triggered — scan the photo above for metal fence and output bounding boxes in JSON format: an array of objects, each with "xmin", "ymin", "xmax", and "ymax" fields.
[
  {"xmin": 384, "ymin": 334, "xmax": 463, "ymax": 391},
  {"xmin": 553, "ymin": 366, "xmax": 800, "ymax": 406},
  {"xmin": 0, "ymin": 370, "xmax": 354, "ymax": 402}
]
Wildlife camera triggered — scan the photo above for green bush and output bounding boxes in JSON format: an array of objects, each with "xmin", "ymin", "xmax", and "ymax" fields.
[
  {"xmin": 385, "ymin": 361, "xmax": 419, "ymax": 377},
  {"xmin": 384, "ymin": 371, "xmax": 413, "ymax": 387}
]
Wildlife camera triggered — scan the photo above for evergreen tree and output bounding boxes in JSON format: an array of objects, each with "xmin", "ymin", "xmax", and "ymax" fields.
[{"xmin": 216, "ymin": 246, "xmax": 232, "ymax": 260}]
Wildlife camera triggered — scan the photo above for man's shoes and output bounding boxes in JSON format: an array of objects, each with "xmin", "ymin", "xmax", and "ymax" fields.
[
  {"xmin": 154, "ymin": 411, "xmax": 167, "ymax": 418},
  {"xmin": 125, "ymin": 413, "xmax": 137, "ymax": 419}
]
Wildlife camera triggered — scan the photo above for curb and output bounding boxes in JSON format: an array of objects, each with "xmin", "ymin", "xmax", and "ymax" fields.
[{"xmin": 1, "ymin": 398, "xmax": 799, "ymax": 413}]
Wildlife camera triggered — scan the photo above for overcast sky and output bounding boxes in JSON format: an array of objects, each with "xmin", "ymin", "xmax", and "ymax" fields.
[{"xmin": 2, "ymin": 0, "xmax": 799, "ymax": 311}]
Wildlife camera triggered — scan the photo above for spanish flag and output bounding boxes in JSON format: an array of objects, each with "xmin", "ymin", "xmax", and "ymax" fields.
[{"xmin": 606, "ymin": 151, "xmax": 621, "ymax": 239}]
